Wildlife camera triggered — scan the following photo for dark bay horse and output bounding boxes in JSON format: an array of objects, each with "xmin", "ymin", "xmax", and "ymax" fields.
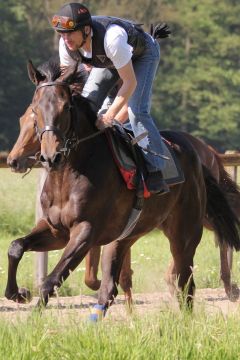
[
  {"xmin": 8, "ymin": 97, "xmax": 240, "ymax": 301},
  {"xmin": 8, "ymin": 58, "xmax": 240, "ymax": 301},
  {"xmin": 5, "ymin": 62, "xmax": 240, "ymax": 313}
]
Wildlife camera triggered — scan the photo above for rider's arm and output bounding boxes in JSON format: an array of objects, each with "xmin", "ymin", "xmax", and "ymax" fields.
[
  {"xmin": 101, "ymin": 61, "xmax": 136, "ymax": 124},
  {"xmin": 97, "ymin": 25, "xmax": 137, "ymax": 127}
]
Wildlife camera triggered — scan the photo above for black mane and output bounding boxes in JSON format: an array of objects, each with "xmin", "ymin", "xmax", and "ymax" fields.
[
  {"xmin": 37, "ymin": 54, "xmax": 61, "ymax": 81},
  {"xmin": 37, "ymin": 54, "xmax": 89, "ymax": 87},
  {"xmin": 72, "ymin": 94, "xmax": 98, "ymax": 130}
]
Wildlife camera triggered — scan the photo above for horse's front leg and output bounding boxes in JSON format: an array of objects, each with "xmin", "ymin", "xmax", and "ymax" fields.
[
  {"xmin": 5, "ymin": 219, "xmax": 67, "ymax": 303},
  {"xmin": 39, "ymin": 221, "xmax": 93, "ymax": 306},
  {"xmin": 89, "ymin": 236, "xmax": 138, "ymax": 321}
]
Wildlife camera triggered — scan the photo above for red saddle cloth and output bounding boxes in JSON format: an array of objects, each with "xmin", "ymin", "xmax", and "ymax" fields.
[
  {"xmin": 105, "ymin": 126, "xmax": 186, "ymax": 198},
  {"xmin": 105, "ymin": 127, "xmax": 151, "ymax": 198},
  {"xmin": 105, "ymin": 129, "xmax": 137, "ymax": 190}
]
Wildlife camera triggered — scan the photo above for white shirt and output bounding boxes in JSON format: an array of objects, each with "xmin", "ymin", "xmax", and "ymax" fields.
[{"xmin": 59, "ymin": 24, "xmax": 133, "ymax": 70}]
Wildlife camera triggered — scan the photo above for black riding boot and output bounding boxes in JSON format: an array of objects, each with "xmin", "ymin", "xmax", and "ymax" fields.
[{"xmin": 146, "ymin": 170, "xmax": 169, "ymax": 195}]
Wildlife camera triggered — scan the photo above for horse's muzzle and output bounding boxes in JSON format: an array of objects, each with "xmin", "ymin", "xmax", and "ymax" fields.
[
  {"xmin": 39, "ymin": 151, "xmax": 63, "ymax": 169},
  {"xmin": 7, "ymin": 156, "xmax": 29, "ymax": 173}
]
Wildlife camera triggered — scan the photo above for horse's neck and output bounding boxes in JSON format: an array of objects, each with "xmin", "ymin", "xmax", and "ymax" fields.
[{"xmin": 74, "ymin": 99, "xmax": 97, "ymax": 138}]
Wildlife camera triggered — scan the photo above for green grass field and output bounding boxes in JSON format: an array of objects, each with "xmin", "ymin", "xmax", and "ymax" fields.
[{"xmin": 1, "ymin": 168, "xmax": 240, "ymax": 359}]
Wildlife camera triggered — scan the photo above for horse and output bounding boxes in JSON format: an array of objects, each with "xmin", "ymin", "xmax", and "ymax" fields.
[
  {"xmin": 7, "ymin": 95, "xmax": 240, "ymax": 302},
  {"xmin": 8, "ymin": 58, "xmax": 240, "ymax": 301},
  {"xmin": 5, "ymin": 61, "xmax": 240, "ymax": 315}
]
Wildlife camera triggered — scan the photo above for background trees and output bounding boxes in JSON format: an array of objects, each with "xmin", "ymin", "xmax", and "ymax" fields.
[{"xmin": 0, "ymin": 0, "xmax": 239, "ymax": 151}]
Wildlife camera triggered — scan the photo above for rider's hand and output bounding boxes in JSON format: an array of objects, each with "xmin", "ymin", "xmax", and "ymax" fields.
[{"xmin": 96, "ymin": 113, "xmax": 114, "ymax": 130}]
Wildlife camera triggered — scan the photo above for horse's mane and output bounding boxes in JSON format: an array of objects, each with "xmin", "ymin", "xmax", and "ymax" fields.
[
  {"xmin": 72, "ymin": 94, "xmax": 98, "ymax": 129},
  {"xmin": 37, "ymin": 55, "xmax": 89, "ymax": 88},
  {"xmin": 37, "ymin": 54, "xmax": 61, "ymax": 81}
]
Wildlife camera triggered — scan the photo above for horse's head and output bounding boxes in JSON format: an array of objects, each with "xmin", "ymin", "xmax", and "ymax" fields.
[
  {"xmin": 29, "ymin": 60, "xmax": 80, "ymax": 170},
  {"xmin": 29, "ymin": 59, "xmax": 96, "ymax": 170},
  {"xmin": 8, "ymin": 58, "xmax": 89, "ymax": 173},
  {"xmin": 7, "ymin": 105, "xmax": 40, "ymax": 173},
  {"xmin": 7, "ymin": 58, "xmax": 57, "ymax": 173}
]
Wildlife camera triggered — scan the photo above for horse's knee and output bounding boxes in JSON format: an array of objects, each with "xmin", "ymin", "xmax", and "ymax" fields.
[
  {"xmin": 8, "ymin": 240, "xmax": 24, "ymax": 260},
  {"xmin": 84, "ymin": 277, "xmax": 101, "ymax": 291}
]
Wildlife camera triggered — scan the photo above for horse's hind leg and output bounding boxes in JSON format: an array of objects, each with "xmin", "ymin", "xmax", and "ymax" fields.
[
  {"xmin": 163, "ymin": 216, "xmax": 203, "ymax": 309},
  {"xmin": 84, "ymin": 246, "xmax": 133, "ymax": 301},
  {"xmin": 165, "ymin": 259, "xmax": 177, "ymax": 297},
  {"xmin": 96, "ymin": 237, "xmax": 137, "ymax": 317},
  {"xmin": 119, "ymin": 249, "xmax": 133, "ymax": 305},
  {"xmin": 219, "ymin": 241, "xmax": 239, "ymax": 301},
  {"xmin": 5, "ymin": 219, "xmax": 67, "ymax": 303},
  {"xmin": 84, "ymin": 246, "xmax": 101, "ymax": 291}
]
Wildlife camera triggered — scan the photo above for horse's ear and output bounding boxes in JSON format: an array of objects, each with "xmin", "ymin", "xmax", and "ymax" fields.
[
  {"xmin": 27, "ymin": 60, "xmax": 46, "ymax": 85},
  {"xmin": 59, "ymin": 62, "xmax": 79, "ymax": 84}
]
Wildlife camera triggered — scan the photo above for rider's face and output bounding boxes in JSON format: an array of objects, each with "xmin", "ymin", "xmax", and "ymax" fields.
[{"xmin": 60, "ymin": 30, "xmax": 84, "ymax": 51}]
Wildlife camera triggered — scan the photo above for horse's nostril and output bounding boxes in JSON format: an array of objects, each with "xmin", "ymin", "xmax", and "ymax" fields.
[
  {"xmin": 9, "ymin": 159, "xmax": 18, "ymax": 169},
  {"xmin": 39, "ymin": 155, "xmax": 47, "ymax": 163},
  {"xmin": 53, "ymin": 152, "xmax": 62, "ymax": 165}
]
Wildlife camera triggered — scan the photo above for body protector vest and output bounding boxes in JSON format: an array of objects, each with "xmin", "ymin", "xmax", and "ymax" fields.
[{"xmin": 65, "ymin": 16, "xmax": 146, "ymax": 68}]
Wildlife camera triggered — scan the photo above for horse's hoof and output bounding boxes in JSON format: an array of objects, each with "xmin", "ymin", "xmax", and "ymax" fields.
[
  {"xmin": 226, "ymin": 283, "xmax": 240, "ymax": 302},
  {"xmin": 89, "ymin": 304, "xmax": 107, "ymax": 322},
  {"xmin": 16, "ymin": 288, "xmax": 32, "ymax": 303}
]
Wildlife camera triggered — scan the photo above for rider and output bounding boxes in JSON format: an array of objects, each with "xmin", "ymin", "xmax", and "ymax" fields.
[{"xmin": 51, "ymin": 2, "xmax": 169, "ymax": 195}]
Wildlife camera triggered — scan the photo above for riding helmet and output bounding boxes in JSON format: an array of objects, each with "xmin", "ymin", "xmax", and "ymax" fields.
[{"xmin": 52, "ymin": 3, "xmax": 92, "ymax": 32}]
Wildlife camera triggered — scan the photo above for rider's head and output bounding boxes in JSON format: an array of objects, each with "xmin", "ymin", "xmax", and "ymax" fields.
[{"xmin": 51, "ymin": 3, "xmax": 92, "ymax": 41}]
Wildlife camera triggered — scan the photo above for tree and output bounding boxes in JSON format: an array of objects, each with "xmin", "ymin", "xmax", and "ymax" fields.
[
  {"xmin": 153, "ymin": 0, "xmax": 240, "ymax": 150},
  {"xmin": 0, "ymin": 0, "xmax": 239, "ymax": 151}
]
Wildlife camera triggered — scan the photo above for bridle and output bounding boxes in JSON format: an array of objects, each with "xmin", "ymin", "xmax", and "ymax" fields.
[{"xmin": 33, "ymin": 81, "xmax": 105, "ymax": 158}]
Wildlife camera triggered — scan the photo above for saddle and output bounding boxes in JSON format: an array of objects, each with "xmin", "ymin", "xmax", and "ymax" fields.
[{"xmin": 105, "ymin": 124, "xmax": 185, "ymax": 198}]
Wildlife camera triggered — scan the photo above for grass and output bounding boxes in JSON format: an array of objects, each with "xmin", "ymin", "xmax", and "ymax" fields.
[{"xmin": 1, "ymin": 310, "xmax": 240, "ymax": 359}]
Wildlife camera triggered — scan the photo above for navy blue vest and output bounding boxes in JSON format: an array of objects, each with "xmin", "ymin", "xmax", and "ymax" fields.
[{"xmin": 65, "ymin": 16, "xmax": 146, "ymax": 68}]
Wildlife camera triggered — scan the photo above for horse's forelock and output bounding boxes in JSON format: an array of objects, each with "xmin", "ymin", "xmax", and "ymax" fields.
[{"xmin": 37, "ymin": 54, "xmax": 61, "ymax": 82}]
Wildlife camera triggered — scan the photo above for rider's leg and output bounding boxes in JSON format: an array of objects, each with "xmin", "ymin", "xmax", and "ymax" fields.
[
  {"xmin": 129, "ymin": 33, "xmax": 169, "ymax": 195},
  {"xmin": 81, "ymin": 68, "xmax": 119, "ymax": 113}
]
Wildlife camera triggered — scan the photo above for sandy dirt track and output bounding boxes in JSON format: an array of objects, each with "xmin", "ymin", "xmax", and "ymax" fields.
[{"xmin": 0, "ymin": 288, "xmax": 240, "ymax": 322}]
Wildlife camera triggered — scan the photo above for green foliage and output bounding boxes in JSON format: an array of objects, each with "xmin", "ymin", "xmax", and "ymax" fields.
[
  {"xmin": 0, "ymin": 0, "xmax": 239, "ymax": 150},
  {"xmin": 0, "ymin": 0, "xmax": 54, "ymax": 150},
  {"xmin": 153, "ymin": 0, "xmax": 240, "ymax": 150}
]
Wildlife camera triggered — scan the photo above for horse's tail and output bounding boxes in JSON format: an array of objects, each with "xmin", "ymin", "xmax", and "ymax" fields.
[
  {"xmin": 214, "ymin": 149, "xmax": 240, "ymax": 194},
  {"xmin": 203, "ymin": 165, "xmax": 240, "ymax": 251}
]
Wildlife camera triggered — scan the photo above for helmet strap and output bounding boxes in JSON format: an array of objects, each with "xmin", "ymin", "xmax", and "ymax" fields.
[{"xmin": 79, "ymin": 26, "xmax": 90, "ymax": 47}]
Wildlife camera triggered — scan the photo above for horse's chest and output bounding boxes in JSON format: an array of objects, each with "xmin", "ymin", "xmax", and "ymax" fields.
[
  {"xmin": 61, "ymin": 199, "xmax": 80, "ymax": 226},
  {"xmin": 42, "ymin": 174, "xmax": 87, "ymax": 227},
  {"xmin": 47, "ymin": 193, "xmax": 83, "ymax": 228}
]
